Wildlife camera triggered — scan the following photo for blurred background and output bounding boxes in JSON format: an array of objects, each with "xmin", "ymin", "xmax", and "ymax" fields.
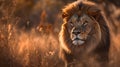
[{"xmin": 0, "ymin": 0, "xmax": 120, "ymax": 67}]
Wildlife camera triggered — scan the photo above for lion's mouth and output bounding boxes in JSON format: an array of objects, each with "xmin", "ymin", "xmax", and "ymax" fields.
[
  {"xmin": 72, "ymin": 38, "xmax": 85, "ymax": 45},
  {"xmin": 74, "ymin": 38, "xmax": 85, "ymax": 41}
]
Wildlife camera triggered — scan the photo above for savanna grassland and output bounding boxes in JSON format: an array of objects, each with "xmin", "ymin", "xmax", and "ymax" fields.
[{"xmin": 0, "ymin": 0, "xmax": 120, "ymax": 67}]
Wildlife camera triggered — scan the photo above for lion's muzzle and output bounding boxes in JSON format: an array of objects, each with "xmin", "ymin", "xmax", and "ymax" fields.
[{"xmin": 71, "ymin": 29, "xmax": 86, "ymax": 45}]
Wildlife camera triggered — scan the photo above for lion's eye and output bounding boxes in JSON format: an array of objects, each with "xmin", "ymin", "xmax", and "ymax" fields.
[
  {"xmin": 83, "ymin": 21, "xmax": 88, "ymax": 26},
  {"xmin": 70, "ymin": 22, "xmax": 73, "ymax": 26}
]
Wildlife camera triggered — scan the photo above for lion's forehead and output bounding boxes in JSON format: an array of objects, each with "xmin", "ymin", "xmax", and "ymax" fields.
[
  {"xmin": 69, "ymin": 14, "xmax": 93, "ymax": 23},
  {"xmin": 80, "ymin": 14, "xmax": 92, "ymax": 21}
]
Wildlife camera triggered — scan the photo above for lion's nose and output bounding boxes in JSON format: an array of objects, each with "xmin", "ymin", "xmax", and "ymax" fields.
[{"xmin": 72, "ymin": 31, "xmax": 81, "ymax": 35}]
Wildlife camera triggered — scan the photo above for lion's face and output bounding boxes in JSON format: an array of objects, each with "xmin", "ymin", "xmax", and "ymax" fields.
[{"xmin": 66, "ymin": 14, "xmax": 97, "ymax": 45}]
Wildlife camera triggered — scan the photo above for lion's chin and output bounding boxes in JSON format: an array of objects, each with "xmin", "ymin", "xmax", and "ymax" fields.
[{"xmin": 72, "ymin": 40, "xmax": 85, "ymax": 45}]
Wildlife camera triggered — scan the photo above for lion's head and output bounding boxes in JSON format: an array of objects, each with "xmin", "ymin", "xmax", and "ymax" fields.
[
  {"xmin": 66, "ymin": 13, "xmax": 101, "ymax": 46},
  {"xmin": 59, "ymin": 1, "xmax": 110, "ymax": 54}
]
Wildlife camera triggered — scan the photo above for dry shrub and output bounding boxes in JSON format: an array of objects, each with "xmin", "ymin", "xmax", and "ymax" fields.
[{"xmin": 8, "ymin": 26, "xmax": 63, "ymax": 67}]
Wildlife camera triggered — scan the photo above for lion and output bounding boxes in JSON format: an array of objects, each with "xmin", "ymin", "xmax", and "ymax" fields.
[{"xmin": 59, "ymin": 0, "xmax": 110, "ymax": 67}]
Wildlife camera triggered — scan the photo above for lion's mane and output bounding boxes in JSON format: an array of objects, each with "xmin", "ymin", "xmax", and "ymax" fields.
[{"xmin": 59, "ymin": 0, "xmax": 110, "ymax": 66}]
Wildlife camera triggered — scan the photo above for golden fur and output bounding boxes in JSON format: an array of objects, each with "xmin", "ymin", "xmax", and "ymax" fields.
[{"xmin": 59, "ymin": 0, "xmax": 110, "ymax": 67}]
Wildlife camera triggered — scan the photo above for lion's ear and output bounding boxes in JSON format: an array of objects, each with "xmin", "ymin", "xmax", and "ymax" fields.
[
  {"xmin": 87, "ymin": 6, "xmax": 101, "ymax": 16},
  {"xmin": 87, "ymin": 6, "xmax": 101, "ymax": 20}
]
